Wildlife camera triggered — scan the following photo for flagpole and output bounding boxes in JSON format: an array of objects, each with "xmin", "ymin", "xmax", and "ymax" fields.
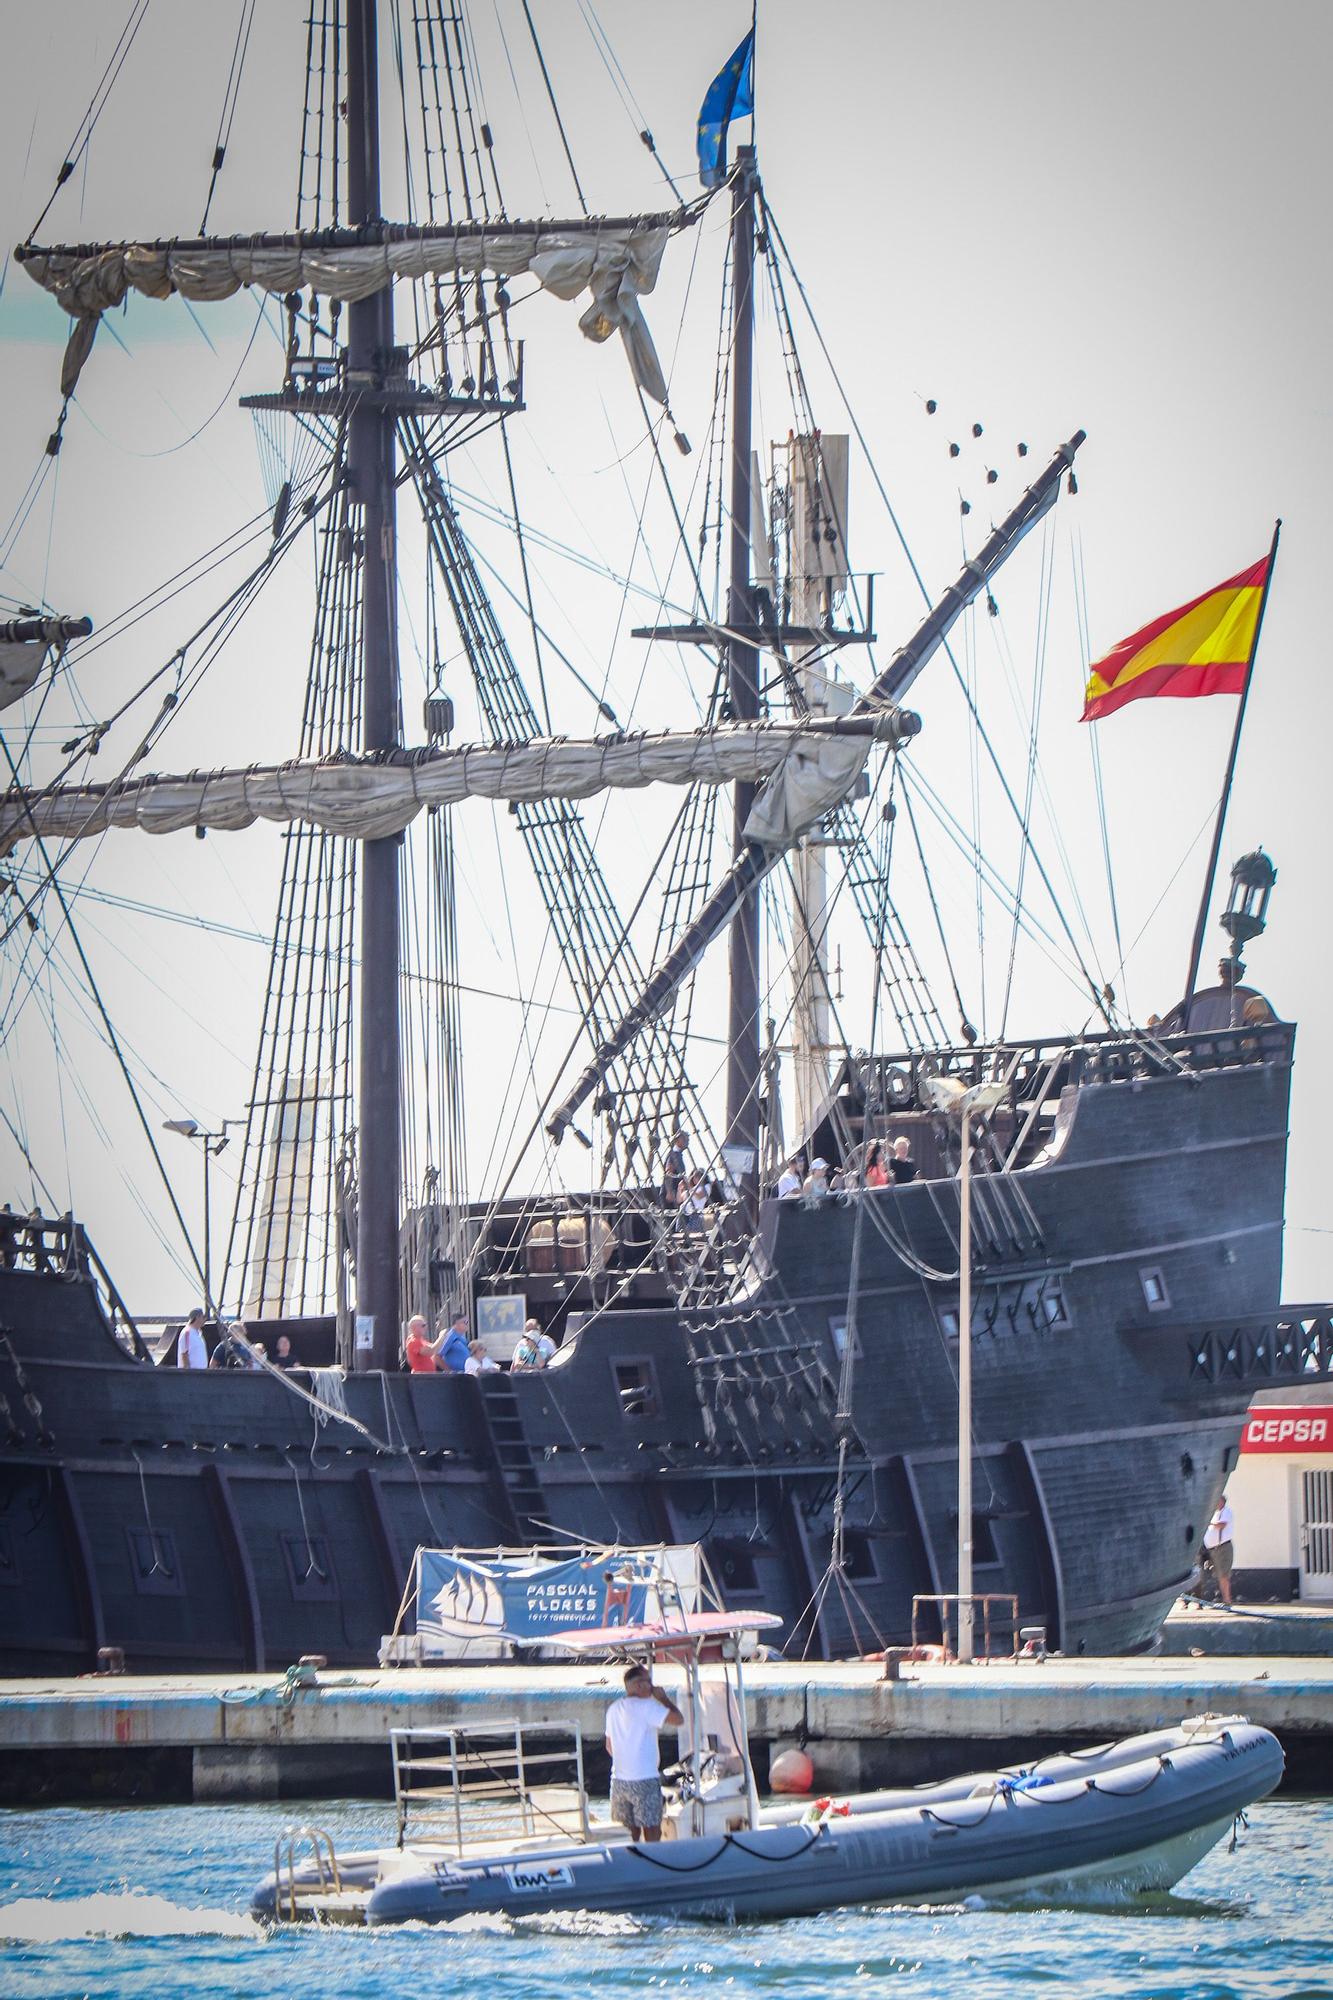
[{"xmin": 1181, "ymin": 519, "xmax": 1281, "ymax": 1016}]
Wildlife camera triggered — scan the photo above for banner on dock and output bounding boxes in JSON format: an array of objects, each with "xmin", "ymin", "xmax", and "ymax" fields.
[{"xmin": 414, "ymin": 1547, "xmax": 692, "ymax": 1652}]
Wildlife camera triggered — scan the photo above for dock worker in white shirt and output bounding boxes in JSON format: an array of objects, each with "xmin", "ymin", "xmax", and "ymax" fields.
[
  {"xmin": 604, "ymin": 1663, "xmax": 683, "ymax": 1842},
  {"xmin": 1201, "ymin": 1494, "xmax": 1235, "ymax": 1607}
]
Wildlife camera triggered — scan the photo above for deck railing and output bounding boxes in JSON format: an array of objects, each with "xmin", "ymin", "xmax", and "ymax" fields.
[
  {"xmin": 0, "ymin": 1209, "xmax": 151, "ymax": 1360},
  {"xmin": 390, "ymin": 1720, "xmax": 589, "ymax": 1854}
]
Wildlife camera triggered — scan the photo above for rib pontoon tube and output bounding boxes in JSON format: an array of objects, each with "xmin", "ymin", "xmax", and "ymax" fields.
[{"xmin": 250, "ymin": 1717, "xmax": 1282, "ymax": 1925}]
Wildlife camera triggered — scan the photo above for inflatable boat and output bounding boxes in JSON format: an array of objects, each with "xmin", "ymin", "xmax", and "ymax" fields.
[{"xmin": 250, "ymin": 1610, "xmax": 1283, "ymax": 1925}]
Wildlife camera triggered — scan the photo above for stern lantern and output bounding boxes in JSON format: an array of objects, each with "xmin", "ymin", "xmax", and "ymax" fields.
[{"xmin": 1220, "ymin": 848, "xmax": 1276, "ymax": 977}]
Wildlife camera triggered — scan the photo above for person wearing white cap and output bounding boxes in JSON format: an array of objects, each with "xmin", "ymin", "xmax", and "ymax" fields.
[{"xmin": 803, "ymin": 1157, "xmax": 831, "ymax": 1198}]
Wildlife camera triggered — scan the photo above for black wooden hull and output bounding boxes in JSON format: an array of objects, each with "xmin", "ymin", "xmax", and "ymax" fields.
[{"xmin": 0, "ymin": 1036, "xmax": 1296, "ymax": 1671}]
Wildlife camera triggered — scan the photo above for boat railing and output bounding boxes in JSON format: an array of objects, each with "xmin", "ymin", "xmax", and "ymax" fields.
[
  {"xmin": 0, "ymin": 1208, "xmax": 82, "ymax": 1279},
  {"xmin": 1125, "ymin": 1304, "xmax": 1333, "ymax": 1388},
  {"xmin": 0, "ymin": 1208, "xmax": 151, "ymax": 1359},
  {"xmin": 390, "ymin": 1721, "xmax": 590, "ymax": 1855},
  {"xmin": 911, "ymin": 1592, "xmax": 1020, "ymax": 1661},
  {"xmin": 273, "ymin": 1824, "xmax": 342, "ymax": 1921},
  {"xmin": 854, "ymin": 1021, "xmax": 1293, "ymax": 1109},
  {"xmin": 841, "ymin": 1022, "xmax": 1294, "ymax": 1175}
]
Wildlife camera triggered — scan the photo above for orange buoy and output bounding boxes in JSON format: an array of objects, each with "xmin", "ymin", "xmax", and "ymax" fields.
[{"xmin": 769, "ymin": 1747, "xmax": 815, "ymax": 1795}]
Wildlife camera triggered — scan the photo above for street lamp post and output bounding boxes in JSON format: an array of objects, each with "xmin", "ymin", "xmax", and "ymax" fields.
[
  {"xmin": 163, "ymin": 1118, "xmax": 236, "ymax": 1318},
  {"xmin": 955, "ymin": 1081, "xmax": 1007, "ymax": 1664}
]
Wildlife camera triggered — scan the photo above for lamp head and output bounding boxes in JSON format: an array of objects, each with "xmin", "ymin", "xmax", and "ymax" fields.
[
  {"xmin": 1221, "ymin": 848, "xmax": 1276, "ymax": 953},
  {"xmin": 163, "ymin": 1118, "xmax": 200, "ymax": 1138}
]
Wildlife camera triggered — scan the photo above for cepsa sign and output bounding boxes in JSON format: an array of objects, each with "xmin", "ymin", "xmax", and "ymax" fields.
[{"xmin": 1241, "ymin": 1407, "xmax": 1333, "ymax": 1455}]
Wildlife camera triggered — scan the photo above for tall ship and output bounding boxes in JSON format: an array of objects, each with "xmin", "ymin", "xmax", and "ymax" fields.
[{"xmin": 0, "ymin": 3, "xmax": 1326, "ymax": 1675}]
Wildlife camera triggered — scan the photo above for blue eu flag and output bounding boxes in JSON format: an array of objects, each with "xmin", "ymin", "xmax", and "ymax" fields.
[{"xmin": 697, "ymin": 31, "xmax": 754, "ymax": 189}]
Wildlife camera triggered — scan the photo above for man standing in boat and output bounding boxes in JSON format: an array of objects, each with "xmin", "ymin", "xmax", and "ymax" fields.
[{"xmin": 604, "ymin": 1664, "xmax": 683, "ymax": 1842}]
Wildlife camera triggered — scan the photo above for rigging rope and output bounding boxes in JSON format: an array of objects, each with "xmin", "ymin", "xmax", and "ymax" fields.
[
  {"xmin": 25, "ymin": 0, "xmax": 153, "ymax": 241},
  {"xmin": 1072, "ymin": 525, "xmax": 1126, "ymax": 1004},
  {"xmin": 199, "ymin": 0, "xmax": 257, "ymax": 233},
  {"xmin": 575, "ymin": 0, "xmax": 685, "ymax": 202},
  {"xmin": 519, "ymin": 0, "xmax": 588, "ymax": 217},
  {"xmin": 999, "ymin": 514, "xmax": 1057, "ymax": 1038},
  {"xmin": 0, "ymin": 728, "xmax": 208, "ymax": 1293}
]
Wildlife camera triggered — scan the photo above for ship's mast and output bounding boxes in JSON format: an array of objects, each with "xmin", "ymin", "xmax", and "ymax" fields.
[
  {"xmin": 347, "ymin": 0, "xmax": 402, "ymax": 1371},
  {"xmin": 786, "ymin": 435, "xmax": 850, "ymax": 1140},
  {"xmin": 723, "ymin": 147, "xmax": 762, "ymax": 1211}
]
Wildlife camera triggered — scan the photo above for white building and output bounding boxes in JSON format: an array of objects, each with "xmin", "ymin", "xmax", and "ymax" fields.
[{"xmin": 1226, "ymin": 1402, "xmax": 1333, "ymax": 1601}]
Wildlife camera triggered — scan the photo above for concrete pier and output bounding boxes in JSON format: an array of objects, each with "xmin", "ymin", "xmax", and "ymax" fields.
[
  {"xmin": 3, "ymin": 1650, "xmax": 1331, "ymax": 1803},
  {"xmin": 1160, "ymin": 1600, "xmax": 1333, "ymax": 1658}
]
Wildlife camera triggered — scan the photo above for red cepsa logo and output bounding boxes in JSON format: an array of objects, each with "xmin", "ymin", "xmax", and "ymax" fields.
[{"xmin": 1241, "ymin": 1408, "xmax": 1333, "ymax": 1454}]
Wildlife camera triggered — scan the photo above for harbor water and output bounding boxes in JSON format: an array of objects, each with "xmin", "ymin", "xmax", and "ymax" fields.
[{"xmin": 3, "ymin": 1797, "xmax": 1331, "ymax": 2000}]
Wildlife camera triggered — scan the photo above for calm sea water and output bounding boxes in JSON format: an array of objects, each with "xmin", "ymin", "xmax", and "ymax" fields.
[{"xmin": 2, "ymin": 1796, "xmax": 1331, "ymax": 2000}]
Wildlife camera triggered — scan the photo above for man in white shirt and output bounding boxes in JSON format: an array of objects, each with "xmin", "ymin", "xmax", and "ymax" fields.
[
  {"xmin": 603, "ymin": 1664, "xmax": 683, "ymax": 1841},
  {"xmin": 1201, "ymin": 1494, "xmax": 1235, "ymax": 1607},
  {"xmin": 776, "ymin": 1158, "xmax": 803, "ymax": 1199},
  {"xmin": 176, "ymin": 1309, "xmax": 208, "ymax": 1370}
]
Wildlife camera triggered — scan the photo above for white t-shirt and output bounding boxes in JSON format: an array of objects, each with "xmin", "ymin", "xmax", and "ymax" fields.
[
  {"xmin": 177, "ymin": 1323, "xmax": 207, "ymax": 1370},
  {"xmin": 1204, "ymin": 1500, "xmax": 1234, "ymax": 1549},
  {"xmin": 605, "ymin": 1694, "xmax": 669, "ymax": 1781},
  {"xmin": 776, "ymin": 1169, "xmax": 802, "ymax": 1198}
]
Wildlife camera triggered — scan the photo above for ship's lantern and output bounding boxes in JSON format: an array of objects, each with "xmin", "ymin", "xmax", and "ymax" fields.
[{"xmin": 1221, "ymin": 848, "xmax": 1276, "ymax": 953}]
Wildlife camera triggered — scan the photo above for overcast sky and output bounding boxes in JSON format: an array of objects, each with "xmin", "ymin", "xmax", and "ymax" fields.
[{"xmin": 0, "ymin": 0, "xmax": 1329, "ymax": 1313}]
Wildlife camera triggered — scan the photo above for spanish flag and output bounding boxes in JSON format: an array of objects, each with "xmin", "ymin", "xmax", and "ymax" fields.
[{"xmin": 1081, "ymin": 556, "xmax": 1270, "ymax": 721}]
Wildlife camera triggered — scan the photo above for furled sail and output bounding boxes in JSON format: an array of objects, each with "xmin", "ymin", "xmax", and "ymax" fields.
[
  {"xmin": 0, "ymin": 710, "xmax": 916, "ymax": 856},
  {"xmin": 16, "ymin": 211, "xmax": 696, "ymax": 404},
  {"xmin": 0, "ymin": 615, "xmax": 92, "ymax": 712},
  {"xmin": 0, "ymin": 646, "xmax": 52, "ymax": 714}
]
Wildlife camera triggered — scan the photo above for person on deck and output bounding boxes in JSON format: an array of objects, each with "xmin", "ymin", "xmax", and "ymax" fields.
[
  {"xmin": 512, "ymin": 1319, "xmax": 556, "ymax": 1370},
  {"xmin": 1201, "ymin": 1494, "xmax": 1236, "ymax": 1607},
  {"xmin": 889, "ymin": 1137, "xmax": 918, "ymax": 1186},
  {"xmin": 231, "ymin": 1320, "xmax": 265, "ymax": 1370},
  {"xmin": 465, "ymin": 1338, "xmax": 501, "ymax": 1375},
  {"xmin": 677, "ymin": 1170, "xmax": 708, "ymax": 1231},
  {"xmin": 176, "ymin": 1308, "xmax": 208, "ymax": 1370},
  {"xmin": 404, "ymin": 1314, "xmax": 445, "ymax": 1373},
  {"xmin": 663, "ymin": 1130, "xmax": 690, "ymax": 1208},
  {"xmin": 438, "ymin": 1310, "xmax": 472, "ymax": 1374},
  {"xmin": 604, "ymin": 1663, "xmax": 684, "ymax": 1842},
  {"xmin": 863, "ymin": 1141, "xmax": 888, "ymax": 1188},
  {"xmin": 776, "ymin": 1157, "xmax": 804, "ymax": 1198},
  {"xmin": 803, "ymin": 1158, "xmax": 831, "ymax": 1198},
  {"xmin": 273, "ymin": 1334, "xmax": 296, "ymax": 1369}
]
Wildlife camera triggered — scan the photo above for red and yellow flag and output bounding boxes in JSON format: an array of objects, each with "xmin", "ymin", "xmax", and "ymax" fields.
[{"xmin": 1081, "ymin": 556, "xmax": 1270, "ymax": 721}]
